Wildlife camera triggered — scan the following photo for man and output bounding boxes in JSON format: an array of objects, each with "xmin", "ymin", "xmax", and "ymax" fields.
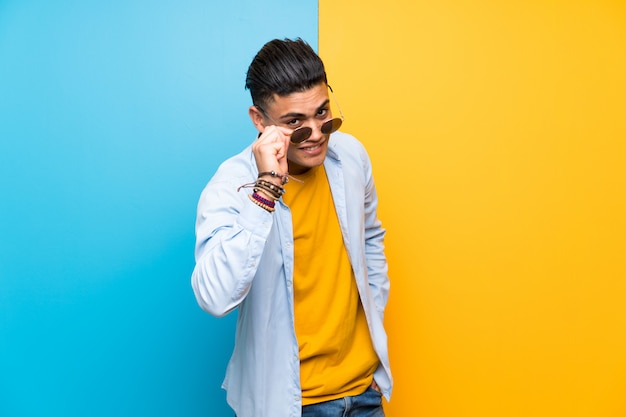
[{"xmin": 191, "ymin": 38, "xmax": 392, "ymax": 417}]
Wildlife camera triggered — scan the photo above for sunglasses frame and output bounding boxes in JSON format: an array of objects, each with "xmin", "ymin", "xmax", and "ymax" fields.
[{"xmin": 255, "ymin": 85, "xmax": 344, "ymax": 144}]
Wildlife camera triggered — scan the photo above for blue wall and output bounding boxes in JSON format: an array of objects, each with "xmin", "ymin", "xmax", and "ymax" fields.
[{"xmin": 0, "ymin": 1, "xmax": 316, "ymax": 415}]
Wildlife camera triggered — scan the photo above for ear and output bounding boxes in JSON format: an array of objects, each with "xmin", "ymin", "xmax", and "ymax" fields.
[{"xmin": 249, "ymin": 106, "xmax": 266, "ymax": 133}]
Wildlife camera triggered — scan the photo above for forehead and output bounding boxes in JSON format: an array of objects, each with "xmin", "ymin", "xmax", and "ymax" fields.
[{"xmin": 267, "ymin": 83, "xmax": 329, "ymax": 116}]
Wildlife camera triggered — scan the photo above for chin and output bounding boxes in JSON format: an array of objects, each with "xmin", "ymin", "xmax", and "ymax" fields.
[{"xmin": 288, "ymin": 156, "xmax": 326, "ymax": 174}]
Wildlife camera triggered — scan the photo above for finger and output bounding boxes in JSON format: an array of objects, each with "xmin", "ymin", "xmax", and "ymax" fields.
[
  {"xmin": 274, "ymin": 139, "xmax": 287, "ymax": 160},
  {"xmin": 261, "ymin": 128, "xmax": 289, "ymax": 156},
  {"xmin": 281, "ymin": 137, "xmax": 290, "ymax": 161},
  {"xmin": 262, "ymin": 126, "xmax": 291, "ymax": 157},
  {"xmin": 257, "ymin": 125, "xmax": 285, "ymax": 142},
  {"xmin": 276, "ymin": 126, "xmax": 294, "ymax": 137}
]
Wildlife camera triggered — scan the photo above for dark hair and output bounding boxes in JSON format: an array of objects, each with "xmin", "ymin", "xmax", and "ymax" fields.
[{"xmin": 245, "ymin": 38, "xmax": 328, "ymax": 108}]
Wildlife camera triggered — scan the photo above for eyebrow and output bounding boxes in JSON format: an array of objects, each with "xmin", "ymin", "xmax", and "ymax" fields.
[{"xmin": 277, "ymin": 99, "xmax": 330, "ymax": 121}]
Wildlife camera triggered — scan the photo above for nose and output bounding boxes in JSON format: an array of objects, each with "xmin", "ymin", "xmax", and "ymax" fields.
[{"xmin": 301, "ymin": 120, "xmax": 326, "ymax": 143}]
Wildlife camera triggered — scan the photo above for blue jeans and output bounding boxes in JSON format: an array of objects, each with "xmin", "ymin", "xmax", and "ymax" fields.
[{"xmin": 301, "ymin": 387, "xmax": 385, "ymax": 417}]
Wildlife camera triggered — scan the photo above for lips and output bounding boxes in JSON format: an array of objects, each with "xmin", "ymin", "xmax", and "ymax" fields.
[{"xmin": 298, "ymin": 139, "xmax": 325, "ymax": 152}]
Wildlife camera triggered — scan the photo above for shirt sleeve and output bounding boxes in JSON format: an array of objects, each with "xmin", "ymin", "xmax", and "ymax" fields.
[
  {"xmin": 191, "ymin": 175, "xmax": 274, "ymax": 317},
  {"xmin": 362, "ymin": 147, "xmax": 390, "ymax": 319}
]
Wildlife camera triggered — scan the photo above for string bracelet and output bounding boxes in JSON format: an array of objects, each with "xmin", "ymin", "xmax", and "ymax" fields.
[
  {"xmin": 257, "ymin": 171, "xmax": 290, "ymax": 185},
  {"xmin": 237, "ymin": 180, "xmax": 284, "ymax": 200},
  {"xmin": 248, "ymin": 193, "xmax": 275, "ymax": 212},
  {"xmin": 237, "ymin": 178, "xmax": 283, "ymax": 197},
  {"xmin": 251, "ymin": 192, "xmax": 275, "ymax": 209},
  {"xmin": 254, "ymin": 187, "xmax": 279, "ymax": 202},
  {"xmin": 237, "ymin": 175, "xmax": 287, "ymax": 212},
  {"xmin": 257, "ymin": 170, "xmax": 304, "ymax": 185}
]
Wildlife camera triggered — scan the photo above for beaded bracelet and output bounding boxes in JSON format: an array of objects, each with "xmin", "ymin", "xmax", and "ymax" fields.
[
  {"xmin": 256, "ymin": 179, "xmax": 285, "ymax": 196},
  {"xmin": 254, "ymin": 185, "xmax": 281, "ymax": 200},
  {"xmin": 251, "ymin": 179, "xmax": 284, "ymax": 201}
]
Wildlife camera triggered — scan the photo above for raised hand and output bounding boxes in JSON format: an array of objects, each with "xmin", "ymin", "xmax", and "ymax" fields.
[{"xmin": 251, "ymin": 125, "xmax": 292, "ymax": 178}]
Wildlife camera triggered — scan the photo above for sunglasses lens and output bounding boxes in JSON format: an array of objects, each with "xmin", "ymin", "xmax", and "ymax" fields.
[
  {"xmin": 290, "ymin": 127, "xmax": 312, "ymax": 143},
  {"xmin": 290, "ymin": 118, "xmax": 343, "ymax": 143},
  {"xmin": 321, "ymin": 118, "xmax": 343, "ymax": 134}
]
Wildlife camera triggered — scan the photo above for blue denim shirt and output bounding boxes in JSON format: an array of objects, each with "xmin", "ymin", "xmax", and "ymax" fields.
[{"xmin": 192, "ymin": 132, "xmax": 392, "ymax": 417}]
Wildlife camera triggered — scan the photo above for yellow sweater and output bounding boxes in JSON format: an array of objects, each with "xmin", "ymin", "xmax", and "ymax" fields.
[{"xmin": 283, "ymin": 165, "xmax": 379, "ymax": 405}]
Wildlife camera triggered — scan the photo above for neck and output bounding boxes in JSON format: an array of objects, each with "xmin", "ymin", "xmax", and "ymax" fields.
[{"xmin": 288, "ymin": 161, "xmax": 319, "ymax": 176}]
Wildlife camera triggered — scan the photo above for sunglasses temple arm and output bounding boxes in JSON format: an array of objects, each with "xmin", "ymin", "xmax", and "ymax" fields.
[{"xmin": 328, "ymin": 85, "xmax": 345, "ymax": 121}]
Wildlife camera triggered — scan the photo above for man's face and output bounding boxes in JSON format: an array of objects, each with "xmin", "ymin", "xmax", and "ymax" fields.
[{"xmin": 262, "ymin": 82, "xmax": 333, "ymax": 175}]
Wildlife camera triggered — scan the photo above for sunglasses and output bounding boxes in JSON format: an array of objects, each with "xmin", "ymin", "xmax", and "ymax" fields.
[{"xmin": 256, "ymin": 85, "xmax": 345, "ymax": 144}]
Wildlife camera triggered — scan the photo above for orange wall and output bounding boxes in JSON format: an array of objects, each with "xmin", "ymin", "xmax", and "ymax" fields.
[{"xmin": 320, "ymin": 1, "xmax": 626, "ymax": 416}]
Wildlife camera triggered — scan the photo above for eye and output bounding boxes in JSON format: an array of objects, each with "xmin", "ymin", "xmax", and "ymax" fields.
[
  {"xmin": 286, "ymin": 118, "xmax": 301, "ymax": 127},
  {"xmin": 316, "ymin": 108, "xmax": 329, "ymax": 118}
]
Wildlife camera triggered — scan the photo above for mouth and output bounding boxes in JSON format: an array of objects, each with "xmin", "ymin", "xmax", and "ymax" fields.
[{"xmin": 298, "ymin": 139, "xmax": 325, "ymax": 152}]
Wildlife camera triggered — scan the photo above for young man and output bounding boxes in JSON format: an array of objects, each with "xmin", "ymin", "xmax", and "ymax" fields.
[{"xmin": 191, "ymin": 38, "xmax": 392, "ymax": 417}]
